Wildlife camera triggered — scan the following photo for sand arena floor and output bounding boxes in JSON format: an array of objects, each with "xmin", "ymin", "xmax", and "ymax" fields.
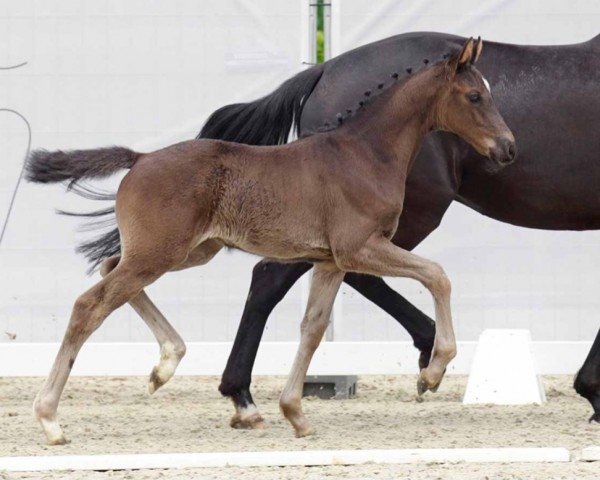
[{"xmin": 0, "ymin": 375, "xmax": 598, "ymax": 479}]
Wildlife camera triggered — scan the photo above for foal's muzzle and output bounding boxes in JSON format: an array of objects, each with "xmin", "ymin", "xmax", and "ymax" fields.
[{"xmin": 490, "ymin": 137, "xmax": 517, "ymax": 166}]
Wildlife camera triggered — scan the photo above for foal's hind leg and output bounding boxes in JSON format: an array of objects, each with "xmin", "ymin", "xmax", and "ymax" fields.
[
  {"xmin": 33, "ymin": 259, "xmax": 172, "ymax": 445},
  {"xmin": 101, "ymin": 257, "xmax": 186, "ymax": 394},
  {"xmin": 102, "ymin": 240, "xmax": 223, "ymax": 394}
]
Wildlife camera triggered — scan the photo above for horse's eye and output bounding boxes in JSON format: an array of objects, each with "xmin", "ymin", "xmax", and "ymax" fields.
[{"xmin": 468, "ymin": 92, "xmax": 481, "ymax": 104}]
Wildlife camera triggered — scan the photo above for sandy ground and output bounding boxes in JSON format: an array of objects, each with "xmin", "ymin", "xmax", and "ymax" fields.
[{"xmin": 0, "ymin": 375, "xmax": 598, "ymax": 479}]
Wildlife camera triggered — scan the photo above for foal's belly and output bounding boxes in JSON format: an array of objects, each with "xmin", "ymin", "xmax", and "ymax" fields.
[
  {"xmin": 218, "ymin": 231, "xmax": 333, "ymax": 262},
  {"xmin": 207, "ymin": 221, "xmax": 333, "ymax": 263}
]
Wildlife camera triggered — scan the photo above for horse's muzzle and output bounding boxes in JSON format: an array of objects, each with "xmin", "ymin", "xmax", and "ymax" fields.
[{"xmin": 490, "ymin": 137, "xmax": 517, "ymax": 166}]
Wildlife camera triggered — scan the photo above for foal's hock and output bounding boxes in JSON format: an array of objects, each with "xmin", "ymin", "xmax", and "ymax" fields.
[{"xmin": 26, "ymin": 38, "xmax": 515, "ymax": 444}]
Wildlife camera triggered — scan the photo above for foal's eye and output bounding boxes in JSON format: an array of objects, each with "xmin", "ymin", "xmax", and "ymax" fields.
[{"xmin": 468, "ymin": 92, "xmax": 481, "ymax": 104}]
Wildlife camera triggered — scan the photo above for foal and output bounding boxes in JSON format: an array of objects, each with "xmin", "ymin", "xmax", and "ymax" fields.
[{"xmin": 27, "ymin": 38, "xmax": 515, "ymax": 444}]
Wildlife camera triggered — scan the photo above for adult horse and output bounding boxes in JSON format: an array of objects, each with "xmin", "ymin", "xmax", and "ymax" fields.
[{"xmin": 73, "ymin": 32, "xmax": 600, "ymax": 426}]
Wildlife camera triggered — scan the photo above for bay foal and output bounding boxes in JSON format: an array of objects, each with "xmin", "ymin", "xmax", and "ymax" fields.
[{"xmin": 27, "ymin": 38, "xmax": 515, "ymax": 444}]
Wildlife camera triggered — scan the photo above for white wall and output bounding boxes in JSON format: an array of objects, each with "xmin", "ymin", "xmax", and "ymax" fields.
[
  {"xmin": 0, "ymin": 0, "xmax": 308, "ymax": 343},
  {"xmin": 0, "ymin": 0, "xmax": 598, "ymax": 346}
]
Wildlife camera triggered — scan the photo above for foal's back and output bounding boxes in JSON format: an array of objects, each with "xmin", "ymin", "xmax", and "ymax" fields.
[{"xmin": 116, "ymin": 137, "xmax": 340, "ymax": 262}]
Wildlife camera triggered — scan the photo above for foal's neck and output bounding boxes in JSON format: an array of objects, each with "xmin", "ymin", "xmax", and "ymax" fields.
[{"xmin": 338, "ymin": 67, "xmax": 443, "ymax": 167}]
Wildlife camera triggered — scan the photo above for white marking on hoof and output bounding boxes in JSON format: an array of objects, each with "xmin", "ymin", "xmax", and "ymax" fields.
[
  {"xmin": 39, "ymin": 417, "xmax": 68, "ymax": 445},
  {"xmin": 148, "ymin": 342, "xmax": 183, "ymax": 394},
  {"xmin": 230, "ymin": 404, "xmax": 266, "ymax": 430}
]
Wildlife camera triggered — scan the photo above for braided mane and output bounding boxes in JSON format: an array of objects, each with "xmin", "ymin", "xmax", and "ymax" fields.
[{"xmin": 313, "ymin": 52, "xmax": 453, "ymax": 134}]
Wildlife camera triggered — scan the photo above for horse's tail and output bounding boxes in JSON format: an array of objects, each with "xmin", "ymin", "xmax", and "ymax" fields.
[
  {"xmin": 198, "ymin": 64, "xmax": 324, "ymax": 144},
  {"xmin": 63, "ymin": 65, "xmax": 324, "ymax": 272},
  {"xmin": 25, "ymin": 146, "xmax": 138, "ymax": 185},
  {"xmin": 25, "ymin": 147, "xmax": 137, "ymax": 272}
]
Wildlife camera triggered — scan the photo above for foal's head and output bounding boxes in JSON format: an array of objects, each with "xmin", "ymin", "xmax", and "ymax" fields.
[{"xmin": 434, "ymin": 37, "xmax": 516, "ymax": 167}]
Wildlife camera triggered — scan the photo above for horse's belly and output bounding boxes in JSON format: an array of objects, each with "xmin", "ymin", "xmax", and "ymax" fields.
[{"xmin": 208, "ymin": 222, "xmax": 333, "ymax": 262}]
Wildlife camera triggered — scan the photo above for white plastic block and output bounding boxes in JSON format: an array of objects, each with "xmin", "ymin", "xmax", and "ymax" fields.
[
  {"xmin": 581, "ymin": 446, "xmax": 600, "ymax": 461},
  {"xmin": 463, "ymin": 329, "xmax": 546, "ymax": 405}
]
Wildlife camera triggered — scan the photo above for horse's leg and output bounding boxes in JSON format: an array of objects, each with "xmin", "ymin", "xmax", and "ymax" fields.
[
  {"xmin": 343, "ymin": 273, "xmax": 435, "ymax": 369},
  {"xmin": 100, "ymin": 241, "xmax": 223, "ymax": 395},
  {"xmin": 33, "ymin": 257, "xmax": 173, "ymax": 445},
  {"xmin": 280, "ymin": 263, "xmax": 344, "ymax": 437},
  {"xmin": 574, "ymin": 327, "xmax": 600, "ymax": 423},
  {"xmin": 220, "ymin": 260, "xmax": 313, "ymax": 430},
  {"xmin": 338, "ymin": 236, "xmax": 455, "ymax": 395},
  {"xmin": 100, "ymin": 256, "xmax": 186, "ymax": 394}
]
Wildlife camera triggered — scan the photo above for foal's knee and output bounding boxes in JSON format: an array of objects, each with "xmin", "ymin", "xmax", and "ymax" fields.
[{"xmin": 426, "ymin": 262, "xmax": 451, "ymax": 298}]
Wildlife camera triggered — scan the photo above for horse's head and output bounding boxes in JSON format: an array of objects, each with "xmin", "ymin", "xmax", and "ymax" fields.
[{"xmin": 434, "ymin": 37, "xmax": 516, "ymax": 169}]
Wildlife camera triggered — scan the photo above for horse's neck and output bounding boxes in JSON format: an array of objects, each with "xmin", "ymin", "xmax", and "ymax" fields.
[{"xmin": 343, "ymin": 71, "xmax": 439, "ymax": 170}]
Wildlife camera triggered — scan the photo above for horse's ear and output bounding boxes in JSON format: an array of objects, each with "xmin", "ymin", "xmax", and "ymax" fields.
[
  {"xmin": 471, "ymin": 36, "xmax": 483, "ymax": 64},
  {"xmin": 447, "ymin": 37, "xmax": 474, "ymax": 75}
]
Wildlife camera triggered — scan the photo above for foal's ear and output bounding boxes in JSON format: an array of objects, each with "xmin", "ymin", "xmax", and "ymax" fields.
[
  {"xmin": 447, "ymin": 37, "xmax": 474, "ymax": 75},
  {"xmin": 471, "ymin": 36, "xmax": 483, "ymax": 64}
]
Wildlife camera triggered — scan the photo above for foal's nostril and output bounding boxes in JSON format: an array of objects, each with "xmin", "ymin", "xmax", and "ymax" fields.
[
  {"xmin": 491, "ymin": 137, "xmax": 517, "ymax": 166},
  {"xmin": 508, "ymin": 143, "xmax": 516, "ymax": 161}
]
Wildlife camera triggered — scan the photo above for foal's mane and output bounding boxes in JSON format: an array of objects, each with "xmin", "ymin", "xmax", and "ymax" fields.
[{"xmin": 311, "ymin": 50, "xmax": 454, "ymax": 135}]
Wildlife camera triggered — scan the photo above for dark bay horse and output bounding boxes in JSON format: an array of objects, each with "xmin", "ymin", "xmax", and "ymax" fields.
[
  {"xmin": 61, "ymin": 32, "xmax": 599, "ymax": 426},
  {"xmin": 26, "ymin": 39, "xmax": 515, "ymax": 444}
]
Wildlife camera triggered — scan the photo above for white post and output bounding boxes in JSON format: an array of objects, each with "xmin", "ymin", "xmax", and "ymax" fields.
[{"xmin": 463, "ymin": 329, "xmax": 546, "ymax": 405}]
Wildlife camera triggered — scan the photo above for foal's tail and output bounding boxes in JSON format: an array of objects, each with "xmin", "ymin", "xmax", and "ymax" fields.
[
  {"xmin": 25, "ymin": 146, "xmax": 138, "ymax": 185},
  {"xmin": 48, "ymin": 65, "xmax": 324, "ymax": 272}
]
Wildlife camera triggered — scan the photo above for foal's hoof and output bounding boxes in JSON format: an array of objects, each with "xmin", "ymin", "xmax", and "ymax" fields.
[
  {"xmin": 48, "ymin": 435, "xmax": 70, "ymax": 446},
  {"xmin": 416, "ymin": 366, "xmax": 447, "ymax": 397},
  {"xmin": 294, "ymin": 424, "xmax": 315, "ymax": 438},
  {"xmin": 147, "ymin": 342, "xmax": 183, "ymax": 394},
  {"xmin": 230, "ymin": 412, "xmax": 266, "ymax": 430},
  {"xmin": 416, "ymin": 371, "xmax": 441, "ymax": 397},
  {"xmin": 148, "ymin": 367, "xmax": 167, "ymax": 395},
  {"xmin": 430, "ymin": 378, "xmax": 443, "ymax": 393},
  {"xmin": 38, "ymin": 416, "xmax": 69, "ymax": 446},
  {"xmin": 417, "ymin": 377, "xmax": 429, "ymax": 396},
  {"xmin": 588, "ymin": 412, "xmax": 600, "ymax": 424}
]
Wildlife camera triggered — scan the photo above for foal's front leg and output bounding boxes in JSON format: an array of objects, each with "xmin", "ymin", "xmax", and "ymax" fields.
[
  {"xmin": 339, "ymin": 235, "xmax": 456, "ymax": 394},
  {"xmin": 279, "ymin": 263, "xmax": 344, "ymax": 437}
]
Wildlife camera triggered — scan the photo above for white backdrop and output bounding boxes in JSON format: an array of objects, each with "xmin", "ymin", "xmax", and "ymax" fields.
[
  {"xmin": 0, "ymin": 0, "xmax": 308, "ymax": 343},
  {"xmin": 0, "ymin": 0, "xmax": 598, "ymax": 346}
]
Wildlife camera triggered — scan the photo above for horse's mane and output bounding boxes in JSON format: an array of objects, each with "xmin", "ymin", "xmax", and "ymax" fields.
[{"xmin": 311, "ymin": 51, "xmax": 453, "ymax": 135}]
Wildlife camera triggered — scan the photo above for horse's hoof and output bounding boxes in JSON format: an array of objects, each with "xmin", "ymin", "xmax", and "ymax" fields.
[
  {"xmin": 588, "ymin": 412, "xmax": 600, "ymax": 424},
  {"xmin": 294, "ymin": 425, "xmax": 315, "ymax": 438},
  {"xmin": 47, "ymin": 435, "xmax": 70, "ymax": 446},
  {"xmin": 430, "ymin": 377, "xmax": 444, "ymax": 393},
  {"xmin": 148, "ymin": 342, "xmax": 183, "ymax": 394},
  {"xmin": 417, "ymin": 369, "xmax": 444, "ymax": 397},
  {"xmin": 230, "ymin": 412, "xmax": 266, "ymax": 430},
  {"xmin": 38, "ymin": 416, "xmax": 69, "ymax": 446},
  {"xmin": 148, "ymin": 367, "xmax": 166, "ymax": 394},
  {"xmin": 417, "ymin": 376, "xmax": 429, "ymax": 396}
]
